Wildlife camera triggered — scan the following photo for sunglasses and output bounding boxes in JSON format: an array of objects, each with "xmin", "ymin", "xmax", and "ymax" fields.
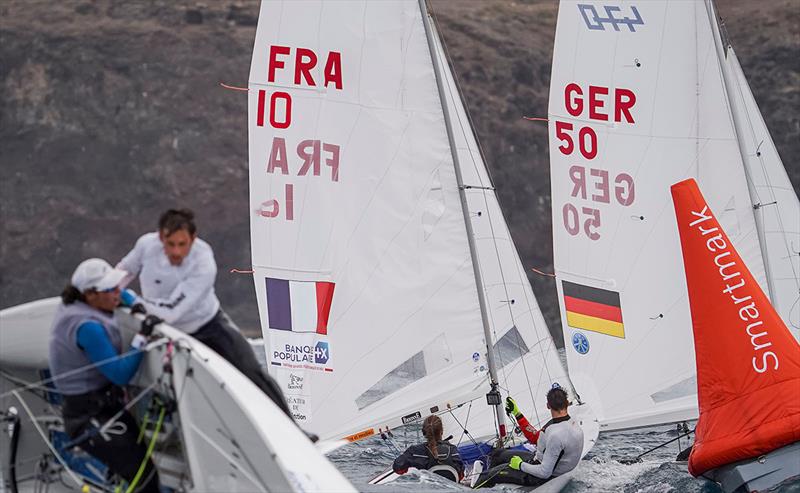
[{"xmin": 96, "ymin": 286, "xmax": 119, "ymax": 293}]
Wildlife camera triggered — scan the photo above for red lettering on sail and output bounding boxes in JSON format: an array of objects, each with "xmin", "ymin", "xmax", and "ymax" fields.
[
  {"xmin": 270, "ymin": 92, "xmax": 292, "ymax": 129},
  {"xmin": 265, "ymin": 46, "xmax": 344, "ymax": 91},
  {"xmin": 615, "ymin": 88, "xmax": 636, "ymax": 124},
  {"xmin": 563, "ymin": 83, "xmax": 637, "ymax": 124},
  {"xmin": 295, "ymin": 48, "xmax": 317, "ymax": 86},
  {"xmin": 324, "ymin": 52, "xmax": 343, "ymax": 90},
  {"xmin": 565, "ymin": 83, "xmax": 583, "ymax": 117},
  {"xmin": 267, "ymin": 137, "xmax": 288, "ymax": 175},
  {"xmin": 268, "ymin": 45, "xmax": 291, "ymax": 82},
  {"xmin": 588, "ymin": 85, "xmax": 609, "ymax": 121}
]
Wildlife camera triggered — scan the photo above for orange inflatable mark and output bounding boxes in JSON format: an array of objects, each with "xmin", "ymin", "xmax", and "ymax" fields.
[{"xmin": 671, "ymin": 178, "xmax": 800, "ymax": 477}]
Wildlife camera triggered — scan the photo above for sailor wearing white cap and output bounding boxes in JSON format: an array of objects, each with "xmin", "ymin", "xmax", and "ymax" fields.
[{"xmin": 48, "ymin": 258, "xmax": 160, "ymax": 493}]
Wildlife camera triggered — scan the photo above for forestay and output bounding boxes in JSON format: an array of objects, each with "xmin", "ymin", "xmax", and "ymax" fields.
[
  {"xmin": 428, "ymin": 22, "xmax": 572, "ymax": 438},
  {"xmin": 720, "ymin": 45, "xmax": 800, "ymax": 337},
  {"xmin": 548, "ymin": 0, "xmax": 766, "ymax": 431},
  {"xmin": 249, "ymin": 0, "xmax": 491, "ymax": 441}
]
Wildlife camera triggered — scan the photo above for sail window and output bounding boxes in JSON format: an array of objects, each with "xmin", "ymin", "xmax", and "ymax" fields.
[
  {"xmin": 492, "ymin": 326, "xmax": 529, "ymax": 370},
  {"xmin": 355, "ymin": 335, "xmax": 452, "ymax": 410},
  {"xmin": 650, "ymin": 376, "xmax": 697, "ymax": 403}
]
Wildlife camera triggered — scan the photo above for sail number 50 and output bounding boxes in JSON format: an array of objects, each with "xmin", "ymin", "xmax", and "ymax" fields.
[
  {"xmin": 563, "ymin": 205, "xmax": 601, "ymax": 240},
  {"xmin": 555, "ymin": 121, "xmax": 596, "ymax": 160}
]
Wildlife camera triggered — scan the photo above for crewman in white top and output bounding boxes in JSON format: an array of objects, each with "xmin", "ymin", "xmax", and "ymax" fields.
[
  {"xmin": 470, "ymin": 384, "xmax": 584, "ymax": 488},
  {"xmin": 117, "ymin": 209, "xmax": 293, "ymax": 420}
]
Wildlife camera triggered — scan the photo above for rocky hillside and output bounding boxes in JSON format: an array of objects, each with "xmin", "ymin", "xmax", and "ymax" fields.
[{"xmin": 2, "ymin": 0, "xmax": 798, "ymax": 344}]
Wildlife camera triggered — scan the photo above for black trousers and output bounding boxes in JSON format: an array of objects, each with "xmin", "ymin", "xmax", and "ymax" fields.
[
  {"xmin": 192, "ymin": 310, "xmax": 292, "ymax": 418},
  {"xmin": 476, "ymin": 450, "xmax": 549, "ymax": 488},
  {"xmin": 63, "ymin": 388, "xmax": 159, "ymax": 493}
]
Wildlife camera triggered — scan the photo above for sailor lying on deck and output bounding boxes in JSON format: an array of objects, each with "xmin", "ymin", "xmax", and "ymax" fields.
[
  {"xmin": 393, "ymin": 415, "xmax": 465, "ymax": 482},
  {"xmin": 49, "ymin": 258, "xmax": 160, "ymax": 493},
  {"xmin": 471, "ymin": 386, "xmax": 583, "ymax": 488}
]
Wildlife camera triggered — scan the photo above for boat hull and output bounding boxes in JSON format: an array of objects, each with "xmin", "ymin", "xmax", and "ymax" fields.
[{"xmin": 704, "ymin": 441, "xmax": 800, "ymax": 493}]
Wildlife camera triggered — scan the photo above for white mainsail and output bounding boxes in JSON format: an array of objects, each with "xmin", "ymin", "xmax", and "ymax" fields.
[
  {"xmin": 248, "ymin": 0, "xmax": 587, "ymax": 445},
  {"xmin": 548, "ymin": 0, "xmax": 771, "ymax": 431},
  {"xmin": 720, "ymin": 45, "xmax": 800, "ymax": 337}
]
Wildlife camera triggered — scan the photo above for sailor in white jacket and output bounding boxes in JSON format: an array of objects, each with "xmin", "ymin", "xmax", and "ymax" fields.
[
  {"xmin": 118, "ymin": 209, "xmax": 293, "ymax": 420},
  {"xmin": 471, "ymin": 385, "xmax": 583, "ymax": 488}
]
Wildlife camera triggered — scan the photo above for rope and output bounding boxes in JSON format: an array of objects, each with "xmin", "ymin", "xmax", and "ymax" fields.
[
  {"xmin": 219, "ymin": 82, "xmax": 248, "ymax": 92},
  {"xmin": 229, "ymin": 268, "xmax": 254, "ymax": 274},
  {"xmin": 530, "ymin": 267, "xmax": 556, "ymax": 278},
  {"xmin": 445, "ymin": 406, "xmax": 484, "ymax": 453},
  {"xmin": 472, "ymin": 464, "xmax": 509, "ymax": 490},
  {"xmin": 10, "ymin": 390, "xmax": 84, "ymax": 489},
  {"xmin": 0, "ymin": 339, "xmax": 167, "ymax": 399},
  {"xmin": 125, "ymin": 405, "xmax": 165, "ymax": 493},
  {"xmin": 522, "ymin": 117, "xmax": 548, "ymax": 122}
]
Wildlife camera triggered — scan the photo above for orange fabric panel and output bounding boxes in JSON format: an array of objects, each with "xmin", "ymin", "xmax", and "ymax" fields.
[{"xmin": 671, "ymin": 178, "xmax": 800, "ymax": 477}]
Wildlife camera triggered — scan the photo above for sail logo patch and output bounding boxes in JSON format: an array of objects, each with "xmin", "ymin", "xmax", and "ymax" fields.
[
  {"xmin": 314, "ymin": 341, "xmax": 329, "ymax": 364},
  {"xmin": 578, "ymin": 4, "xmax": 644, "ymax": 32},
  {"xmin": 270, "ymin": 338, "xmax": 333, "ymax": 372},
  {"xmin": 265, "ymin": 277, "xmax": 335, "ymax": 334},
  {"xmin": 572, "ymin": 332, "xmax": 590, "ymax": 355},
  {"xmin": 563, "ymin": 280, "xmax": 625, "ymax": 338}
]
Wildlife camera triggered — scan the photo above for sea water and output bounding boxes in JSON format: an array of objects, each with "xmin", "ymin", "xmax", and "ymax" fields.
[
  {"xmin": 327, "ymin": 427, "xmax": 800, "ymax": 492},
  {"xmin": 252, "ymin": 341, "xmax": 799, "ymax": 492}
]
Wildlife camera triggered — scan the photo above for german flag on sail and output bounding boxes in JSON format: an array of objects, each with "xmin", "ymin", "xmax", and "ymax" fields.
[{"xmin": 562, "ymin": 281, "xmax": 624, "ymax": 338}]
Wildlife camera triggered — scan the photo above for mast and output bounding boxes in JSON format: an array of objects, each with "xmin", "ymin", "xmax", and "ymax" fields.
[
  {"xmin": 417, "ymin": 0, "xmax": 507, "ymax": 439},
  {"xmin": 705, "ymin": 0, "xmax": 776, "ymax": 303}
]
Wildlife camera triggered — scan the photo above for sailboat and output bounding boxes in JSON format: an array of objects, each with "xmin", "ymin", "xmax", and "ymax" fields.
[
  {"xmin": 0, "ymin": 299, "xmax": 356, "ymax": 492},
  {"xmin": 672, "ymin": 178, "xmax": 800, "ymax": 492},
  {"xmin": 247, "ymin": 0, "xmax": 597, "ymax": 488},
  {"xmin": 547, "ymin": 0, "xmax": 800, "ymax": 434}
]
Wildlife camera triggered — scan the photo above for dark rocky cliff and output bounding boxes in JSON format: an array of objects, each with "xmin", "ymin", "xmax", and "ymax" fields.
[{"xmin": 2, "ymin": 1, "xmax": 798, "ymax": 343}]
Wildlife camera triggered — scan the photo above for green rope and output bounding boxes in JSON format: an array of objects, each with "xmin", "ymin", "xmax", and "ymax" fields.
[
  {"xmin": 136, "ymin": 411, "xmax": 151, "ymax": 444},
  {"xmin": 472, "ymin": 465, "xmax": 509, "ymax": 490},
  {"xmin": 125, "ymin": 406, "xmax": 165, "ymax": 493}
]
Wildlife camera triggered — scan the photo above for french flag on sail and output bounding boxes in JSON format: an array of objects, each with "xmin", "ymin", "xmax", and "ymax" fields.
[{"xmin": 265, "ymin": 278, "xmax": 335, "ymax": 335}]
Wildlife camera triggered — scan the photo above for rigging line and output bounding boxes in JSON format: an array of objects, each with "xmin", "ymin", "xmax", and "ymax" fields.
[
  {"xmin": 0, "ymin": 370, "xmax": 52, "ymax": 404},
  {"xmin": 0, "ymin": 339, "xmax": 168, "ymax": 399},
  {"xmin": 219, "ymin": 82, "xmax": 248, "ymax": 92},
  {"xmin": 530, "ymin": 267, "xmax": 556, "ymax": 278},
  {"xmin": 729, "ymin": 56, "xmax": 800, "ymax": 289},
  {"xmin": 455, "ymin": 401, "xmax": 473, "ymax": 447},
  {"xmin": 428, "ymin": 1, "xmax": 496, "ymax": 189},
  {"xmin": 95, "ymin": 381, "xmax": 159, "ymax": 439},
  {"xmin": 11, "ymin": 390, "xmax": 83, "ymax": 489},
  {"xmin": 445, "ymin": 404, "xmax": 483, "ymax": 452},
  {"xmin": 428, "ymin": 6, "xmax": 543, "ymax": 408}
]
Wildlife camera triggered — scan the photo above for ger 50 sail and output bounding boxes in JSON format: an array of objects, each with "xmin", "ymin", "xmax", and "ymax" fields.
[
  {"xmin": 548, "ymin": 0, "xmax": 800, "ymax": 432},
  {"xmin": 247, "ymin": 0, "xmax": 598, "ymax": 477}
]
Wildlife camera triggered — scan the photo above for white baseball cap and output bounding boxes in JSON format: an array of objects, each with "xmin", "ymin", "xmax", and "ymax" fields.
[{"xmin": 71, "ymin": 258, "xmax": 128, "ymax": 292}]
